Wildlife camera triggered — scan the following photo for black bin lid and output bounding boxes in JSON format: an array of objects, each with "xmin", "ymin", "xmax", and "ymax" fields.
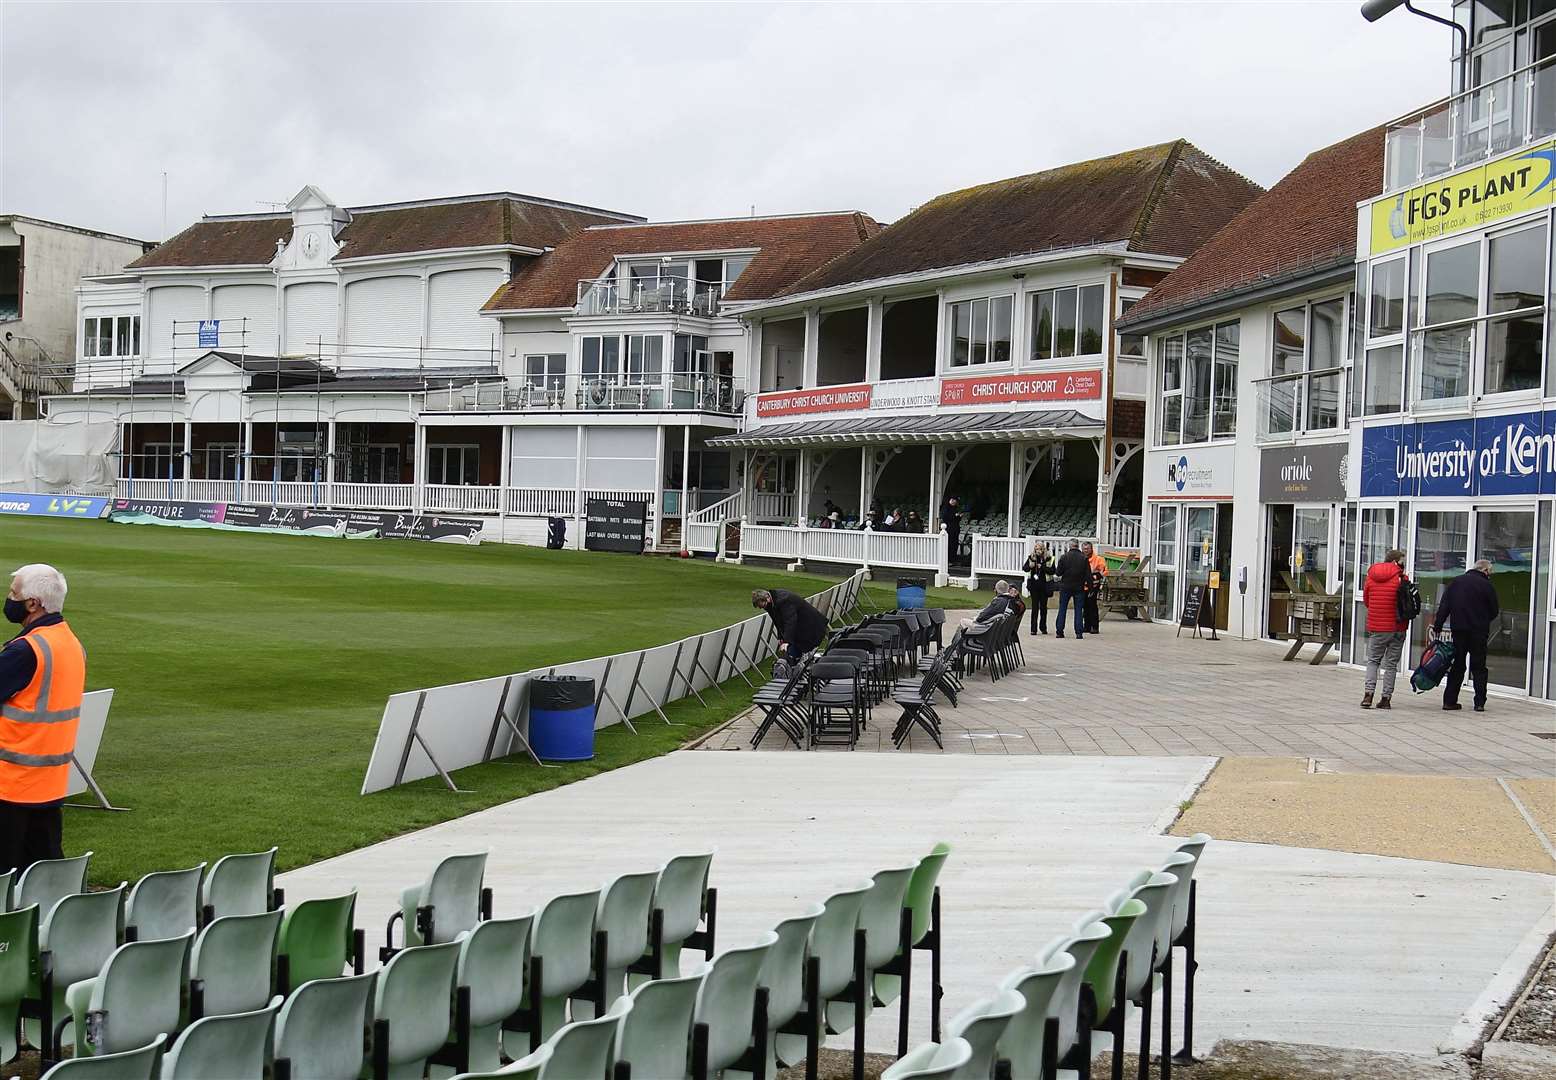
[{"xmin": 531, "ymin": 675, "xmax": 595, "ymax": 711}]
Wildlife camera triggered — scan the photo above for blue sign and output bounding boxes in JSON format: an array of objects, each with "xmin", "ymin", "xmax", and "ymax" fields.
[
  {"xmin": 1360, "ymin": 408, "xmax": 1556, "ymax": 498},
  {"xmin": 0, "ymin": 492, "xmax": 111, "ymax": 519},
  {"xmin": 198, "ymin": 319, "xmax": 220, "ymax": 348}
]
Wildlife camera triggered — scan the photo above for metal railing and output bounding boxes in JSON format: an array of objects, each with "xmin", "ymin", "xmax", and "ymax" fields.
[
  {"xmin": 576, "ymin": 277, "xmax": 725, "ymax": 317},
  {"xmin": 1384, "ymin": 52, "xmax": 1556, "ymax": 192},
  {"xmin": 1254, "ymin": 367, "xmax": 1346, "ymax": 442},
  {"xmin": 422, "ymin": 373, "xmax": 744, "ymax": 415}
]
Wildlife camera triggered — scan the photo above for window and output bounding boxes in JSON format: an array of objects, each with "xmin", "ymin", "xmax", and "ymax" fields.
[
  {"xmin": 197, "ymin": 443, "xmax": 241, "ymax": 480},
  {"xmin": 524, "ymin": 354, "xmax": 566, "ymax": 391},
  {"xmin": 428, "ymin": 444, "xmax": 479, "ymax": 485},
  {"xmin": 1154, "ymin": 505, "xmax": 1178, "ymax": 619},
  {"xmin": 946, "ymin": 295, "xmax": 1013, "ymax": 367},
  {"xmin": 722, "ymin": 255, "xmax": 753, "ymax": 289},
  {"xmin": 1358, "ymin": 507, "xmax": 1397, "ymax": 590},
  {"xmin": 1418, "ymin": 240, "xmax": 1480, "ymax": 403},
  {"xmin": 1263, "ymin": 299, "xmax": 1344, "ymax": 436},
  {"xmin": 1118, "ymin": 298, "xmax": 1146, "ymax": 359},
  {"xmin": 129, "ymin": 442, "xmax": 181, "ymax": 479},
  {"xmin": 83, "ymin": 315, "xmax": 142, "ymax": 360},
  {"xmin": 581, "ymin": 336, "xmax": 621, "ymax": 383},
  {"xmin": 1156, "ymin": 320, "xmax": 1238, "ymax": 445},
  {"xmin": 1030, "ymin": 284, "xmax": 1105, "ymax": 360},
  {"xmin": 343, "ymin": 444, "xmax": 401, "ymax": 484},
  {"xmin": 625, "ymin": 333, "xmax": 665, "ymax": 385},
  {"xmin": 1485, "ymin": 224, "xmax": 1545, "ymax": 392},
  {"xmin": 1369, "ymin": 257, "xmax": 1405, "ymax": 338}
]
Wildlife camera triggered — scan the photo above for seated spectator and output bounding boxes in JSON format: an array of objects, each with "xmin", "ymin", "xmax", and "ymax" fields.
[
  {"xmin": 961, "ymin": 580, "xmax": 1015, "ymax": 628},
  {"xmin": 906, "ymin": 510, "xmax": 924, "ymax": 533}
]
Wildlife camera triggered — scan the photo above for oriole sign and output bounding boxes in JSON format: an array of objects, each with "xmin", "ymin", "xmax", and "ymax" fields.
[{"xmin": 1370, "ymin": 143, "xmax": 1556, "ymax": 255}]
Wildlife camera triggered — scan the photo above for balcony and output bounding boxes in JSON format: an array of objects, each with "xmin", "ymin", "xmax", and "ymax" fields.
[
  {"xmin": 576, "ymin": 278, "xmax": 724, "ymax": 318},
  {"xmin": 1254, "ymin": 367, "xmax": 1346, "ymax": 443},
  {"xmin": 421, "ymin": 373, "xmax": 745, "ymax": 414},
  {"xmin": 1385, "ymin": 53, "xmax": 1556, "ymax": 192}
]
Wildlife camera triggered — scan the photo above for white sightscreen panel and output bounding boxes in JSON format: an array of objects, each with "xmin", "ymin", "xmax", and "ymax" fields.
[
  {"xmin": 685, "ymin": 628, "xmax": 734, "ymax": 693},
  {"xmin": 362, "ymin": 690, "xmax": 425, "ymax": 795},
  {"xmin": 545, "ymin": 658, "xmax": 612, "ymax": 730},
  {"xmin": 510, "ymin": 427, "xmax": 578, "ymax": 490},
  {"xmin": 488, "ymin": 672, "xmax": 533, "ymax": 762},
  {"xmin": 582, "ymin": 427, "xmax": 656, "ymax": 491},
  {"xmin": 415, "ymin": 676, "xmax": 510, "ymax": 782},
  {"xmin": 589, "ymin": 653, "xmax": 642, "ymax": 728},
  {"xmin": 622, "ymin": 642, "xmax": 680, "ymax": 723},
  {"xmin": 67, "ymin": 688, "xmax": 113, "ymax": 799}
]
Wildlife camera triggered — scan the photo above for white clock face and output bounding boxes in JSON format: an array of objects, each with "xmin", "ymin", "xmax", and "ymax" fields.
[{"xmin": 303, "ymin": 233, "xmax": 319, "ymax": 257}]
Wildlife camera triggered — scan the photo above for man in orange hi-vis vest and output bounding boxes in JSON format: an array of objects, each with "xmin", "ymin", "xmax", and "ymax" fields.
[{"xmin": 0, "ymin": 564, "xmax": 85, "ymax": 875}]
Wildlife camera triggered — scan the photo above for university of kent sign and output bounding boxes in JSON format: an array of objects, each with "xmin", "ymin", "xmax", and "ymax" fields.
[
  {"xmin": 753, "ymin": 367, "xmax": 1102, "ymax": 419},
  {"xmin": 1370, "ymin": 141, "xmax": 1556, "ymax": 255},
  {"xmin": 1360, "ymin": 408, "xmax": 1556, "ymax": 497}
]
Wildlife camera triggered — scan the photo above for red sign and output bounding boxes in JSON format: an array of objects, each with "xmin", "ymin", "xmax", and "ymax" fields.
[
  {"xmin": 755, "ymin": 383, "xmax": 873, "ymax": 418},
  {"xmin": 939, "ymin": 369, "xmax": 1102, "ymax": 407}
]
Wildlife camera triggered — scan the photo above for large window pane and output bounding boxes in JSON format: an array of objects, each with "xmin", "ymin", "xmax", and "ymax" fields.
[
  {"xmin": 1032, "ymin": 292, "xmax": 1054, "ymax": 361},
  {"xmin": 84, "ymin": 318, "xmax": 97, "ymax": 358},
  {"xmin": 1413, "ymin": 510, "xmax": 1469, "ymax": 647},
  {"xmin": 1359, "ymin": 508, "xmax": 1396, "ymax": 577},
  {"xmin": 990, "ymin": 296, "xmax": 1012, "ymax": 364},
  {"xmin": 1309, "ymin": 299, "xmax": 1344, "ymax": 370},
  {"xmin": 950, "ymin": 301, "xmax": 970, "ymax": 367},
  {"xmin": 1160, "ymin": 335, "xmax": 1183, "ymax": 446},
  {"xmin": 1365, "ymin": 344, "xmax": 1405, "ymax": 414},
  {"xmin": 1425, "ymin": 242, "xmax": 1480, "ymax": 325},
  {"xmin": 1212, "ymin": 321, "xmax": 1238, "ymax": 438},
  {"xmin": 970, "ymin": 299, "xmax": 989, "ymax": 365},
  {"xmin": 1266, "ymin": 377, "xmax": 1300, "ymax": 435},
  {"xmin": 1419, "ymin": 325, "xmax": 1473, "ymax": 401},
  {"xmin": 1307, "ymin": 371, "xmax": 1341, "ymax": 430},
  {"xmin": 1485, "ymin": 312, "xmax": 1544, "ymax": 392},
  {"xmin": 1370, "ymin": 257, "xmax": 1406, "ymax": 338},
  {"xmin": 97, "ymin": 319, "xmax": 114, "ymax": 357},
  {"xmin": 1273, "ymin": 308, "xmax": 1304, "ymax": 375},
  {"xmin": 1490, "ymin": 225, "xmax": 1546, "ymax": 312},
  {"xmin": 1184, "ymin": 327, "xmax": 1213, "ymax": 442},
  {"xmin": 116, "ymin": 316, "xmax": 132, "ymax": 357},
  {"xmin": 1476, "ymin": 509, "xmax": 1535, "ymax": 690},
  {"xmin": 1054, "ymin": 288, "xmax": 1077, "ymax": 358},
  {"xmin": 1078, "ymin": 285, "xmax": 1104, "ymax": 354},
  {"xmin": 1154, "ymin": 504, "xmax": 1177, "ymax": 620}
]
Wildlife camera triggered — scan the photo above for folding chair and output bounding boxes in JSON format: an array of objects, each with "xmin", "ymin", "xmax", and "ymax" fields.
[
  {"xmin": 749, "ymin": 655, "xmax": 815, "ymax": 749},
  {"xmin": 809, "ymin": 660, "xmax": 865, "ymax": 748},
  {"xmin": 917, "ymin": 627, "xmax": 964, "ymax": 706},
  {"xmin": 892, "ymin": 655, "xmax": 948, "ymax": 749}
]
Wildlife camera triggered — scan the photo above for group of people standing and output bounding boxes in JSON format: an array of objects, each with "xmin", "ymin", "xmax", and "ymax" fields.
[{"xmin": 1022, "ymin": 539, "xmax": 1107, "ymax": 639}]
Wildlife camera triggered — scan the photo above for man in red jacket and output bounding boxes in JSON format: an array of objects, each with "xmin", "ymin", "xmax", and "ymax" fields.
[{"xmin": 1360, "ymin": 548, "xmax": 1410, "ymax": 709}]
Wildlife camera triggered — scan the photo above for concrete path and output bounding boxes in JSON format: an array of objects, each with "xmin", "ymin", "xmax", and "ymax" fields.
[
  {"xmin": 282, "ymin": 753, "xmax": 1555, "ymax": 1057},
  {"xmin": 701, "ymin": 618, "xmax": 1556, "ymax": 778}
]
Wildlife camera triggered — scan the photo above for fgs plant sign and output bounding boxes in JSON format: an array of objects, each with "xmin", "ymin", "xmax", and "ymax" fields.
[{"xmin": 1371, "ymin": 144, "xmax": 1556, "ymax": 255}]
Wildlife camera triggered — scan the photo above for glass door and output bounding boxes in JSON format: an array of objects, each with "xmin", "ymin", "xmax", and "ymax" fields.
[
  {"xmin": 1410, "ymin": 509, "xmax": 1470, "ymax": 647},
  {"xmin": 1184, "ymin": 506, "xmax": 1215, "ymax": 621},
  {"xmin": 1293, "ymin": 507, "xmax": 1333, "ymax": 595},
  {"xmin": 1266, "ymin": 505, "xmax": 1294, "ymax": 638},
  {"xmin": 1475, "ymin": 509, "xmax": 1536, "ymax": 691}
]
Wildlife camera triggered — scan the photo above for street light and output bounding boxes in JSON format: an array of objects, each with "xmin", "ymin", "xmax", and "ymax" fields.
[{"xmin": 1359, "ymin": 0, "xmax": 1468, "ymax": 91}]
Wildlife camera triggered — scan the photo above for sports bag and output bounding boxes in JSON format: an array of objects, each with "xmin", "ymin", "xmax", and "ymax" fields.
[
  {"xmin": 1410, "ymin": 638, "xmax": 1455, "ymax": 694},
  {"xmin": 1396, "ymin": 577, "xmax": 1423, "ymax": 623}
]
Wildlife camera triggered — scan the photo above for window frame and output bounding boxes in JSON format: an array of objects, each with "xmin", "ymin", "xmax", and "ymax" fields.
[
  {"xmin": 944, "ymin": 293, "xmax": 1014, "ymax": 370},
  {"xmin": 82, "ymin": 313, "xmax": 141, "ymax": 360},
  {"xmin": 1154, "ymin": 318, "xmax": 1239, "ymax": 446},
  {"xmin": 1259, "ymin": 295, "xmax": 1348, "ymax": 438},
  {"xmin": 1029, "ymin": 282, "xmax": 1107, "ymax": 362},
  {"xmin": 523, "ymin": 353, "xmax": 566, "ymax": 391}
]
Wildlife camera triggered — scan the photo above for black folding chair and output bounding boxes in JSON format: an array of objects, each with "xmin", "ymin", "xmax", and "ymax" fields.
[
  {"xmin": 749, "ymin": 655, "xmax": 815, "ymax": 748},
  {"xmin": 892, "ymin": 653, "xmax": 948, "ymax": 749},
  {"xmin": 808, "ymin": 659, "xmax": 865, "ymax": 748}
]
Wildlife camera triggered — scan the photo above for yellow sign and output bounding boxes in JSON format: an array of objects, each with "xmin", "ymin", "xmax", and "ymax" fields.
[
  {"xmin": 1370, "ymin": 143, "xmax": 1556, "ymax": 255},
  {"xmin": 1208, "ymin": 571, "xmax": 1221, "ymax": 590}
]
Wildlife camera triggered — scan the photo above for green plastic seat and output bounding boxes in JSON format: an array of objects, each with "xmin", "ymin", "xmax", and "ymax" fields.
[
  {"xmin": 586, "ymin": 870, "xmax": 657, "ymax": 1017},
  {"xmin": 278, "ymin": 890, "xmax": 357, "ymax": 989},
  {"xmin": 1038, "ymin": 922, "xmax": 1110, "ymax": 1065},
  {"xmin": 447, "ymin": 1042, "xmax": 550, "ymax": 1079},
  {"xmin": 272, "ymin": 971, "xmax": 376, "ymax": 1080},
  {"xmin": 750, "ymin": 902, "xmax": 823, "ymax": 1077},
  {"xmin": 1078, "ymin": 899, "xmax": 1144, "ymax": 1028},
  {"xmin": 36, "ymin": 1033, "xmax": 163, "ymax": 1079},
  {"xmin": 124, "ymin": 864, "xmax": 205, "ymax": 942},
  {"xmin": 880, "ymin": 1037, "xmax": 973, "ymax": 1080},
  {"xmin": 399, "ymin": 851, "xmax": 488, "ymax": 948},
  {"xmin": 15, "ymin": 852, "xmax": 91, "ymax": 918},
  {"xmin": 190, "ymin": 909, "xmax": 282, "ymax": 1018},
  {"xmin": 775, "ymin": 881, "xmax": 869, "ymax": 1069},
  {"xmin": 538, "ymin": 995, "xmax": 629, "ymax": 1080},
  {"xmin": 945, "ymin": 987, "xmax": 1024, "ymax": 1079},
  {"xmin": 65, "ymin": 930, "xmax": 192, "ymax": 1058},
  {"xmin": 694, "ymin": 931, "xmax": 777, "ymax": 1075},
  {"xmin": 644, "ymin": 851, "xmax": 713, "ymax": 981},
  {"xmin": 876, "ymin": 842, "xmax": 950, "ymax": 1007},
  {"xmin": 455, "ymin": 913, "xmax": 534, "ymax": 1074},
  {"xmin": 31, "ymin": 884, "xmax": 125, "ymax": 1051},
  {"xmin": 200, "ymin": 849, "xmax": 276, "ymax": 920},
  {"xmin": 0, "ymin": 903, "xmax": 41, "ymax": 1062},
  {"xmin": 372, "ymin": 940, "xmax": 461, "ymax": 1080},
  {"xmin": 1154, "ymin": 853, "xmax": 1196, "ymax": 965},
  {"xmin": 1111, "ymin": 873, "xmax": 1177, "ymax": 999},
  {"xmin": 996, "ymin": 953, "xmax": 1075, "ymax": 1080},
  {"xmin": 613, "ymin": 969, "xmax": 702, "ymax": 1080},
  {"xmin": 827, "ymin": 864, "xmax": 913, "ymax": 1036},
  {"xmin": 1166, "ymin": 839, "xmax": 1209, "ymax": 944},
  {"xmin": 159, "ymin": 996, "xmax": 280, "ymax": 1079},
  {"xmin": 508, "ymin": 887, "xmax": 599, "ymax": 1055},
  {"xmin": 0, "ymin": 869, "xmax": 13, "ymax": 911}
]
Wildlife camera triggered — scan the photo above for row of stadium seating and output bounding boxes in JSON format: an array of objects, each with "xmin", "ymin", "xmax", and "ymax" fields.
[{"xmin": 0, "ymin": 842, "xmax": 954, "ymax": 1080}]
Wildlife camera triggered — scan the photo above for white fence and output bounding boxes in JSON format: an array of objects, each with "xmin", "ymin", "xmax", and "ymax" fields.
[
  {"xmin": 739, "ymin": 522, "xmax": 949, "ymax": 582},
  {"xmin": 426, "ymin": 484, "xmax": 502, "ymax": 514},
  {"xmin": 360, "ymin": 570, "xmax": 867, "ymax": 794},
  {"xmin": 970, "ymin": 534, "xmax": 1100, "ymax": 579},
  {"xmin": 750, "ymin": 492, "xmax": 796, "ymax": 521},
  {"xmin": 1107, "ymin": 514, "xmax": 1142, "ymax": 550}
]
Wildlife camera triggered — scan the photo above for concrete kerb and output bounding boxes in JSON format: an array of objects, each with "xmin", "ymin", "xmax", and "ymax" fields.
[
  {"xmin": 1151, "ymin": 755, "xmax": 1221, "ymax": 835},
  {"xmin": 1443, "ymin": 916, "xmax": 1556, "ymax": 1054}
]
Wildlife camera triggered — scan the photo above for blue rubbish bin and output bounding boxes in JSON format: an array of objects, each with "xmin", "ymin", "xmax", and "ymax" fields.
[
  {"xmin": 897, "ymin": 576, "xmax": 928, "ymax": 609},
  {"xmin": 529, "ymin": 676, "xmax": 597, "ymax": 761}
]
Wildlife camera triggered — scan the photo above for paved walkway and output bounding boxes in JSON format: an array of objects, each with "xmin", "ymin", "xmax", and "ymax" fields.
[
  {"xmin": 701, "ymin": 616, "xmax": 1556, "ymax": 778},
  {"xmin": 284, "ymin": 754, "xmax": 1555, "ymax": 1058}
]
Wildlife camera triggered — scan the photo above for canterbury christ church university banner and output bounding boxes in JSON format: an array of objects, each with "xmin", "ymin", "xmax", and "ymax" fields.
[{"xmin": 1361, "ymin": 408, "xmax": 1556, "ymax": 498}]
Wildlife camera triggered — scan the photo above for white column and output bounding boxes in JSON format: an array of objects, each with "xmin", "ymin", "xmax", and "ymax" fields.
[
  {"xmin": 680, "ymin": 425, "xmax": 691, "ymax": 553},
  {"xmin": 1007, "ymin": 442, "xmax": 1021, "ymax": 538},
  {"xmin": 413, "ymin": 424, "xmax": 428, "ymax": 514},
  {"xmin": 498, "ymin": 425, "xmax": 511, "ymax": 519},
  {"xmin": 858, "ymin": 447, "xmax": 870, "ymax": 522},
  {"xmin": 575, "ymin": 425, "xmax": 587, "ymax": 544},
  {"xmin": 864, "ymin": 298, "xmax": 884, "ymax": 383},
  {"xmin": 653, "ymin": 425, "xmax": 665, "ymax": 546},
  {"xmin": 241, "ymin": 420, "xmax": 252, "ymax": 487},
  {"xmin": 325, "ymin": 420, "xmax": 337, "ymax": 508},
  {"xmin": 795, "ymin": 447, "xmax": 809, "ymax": 527},
  {"xmin": 181, "ymin": 420, "xmax": 192, "ymax": 500},
  {"xmin": 928, "ymin": 444, "xmax": 943, "ymax": 529},
  {"xmin": 801, "ymin": 307, "xmax": 820, "ymax": 388},
  {"xmin": 932, "ymin": 289, "xmax": 947, "ymax": 375},
  {"xmin": 1094, "ymin": 438, "xmax": 1108, "ymax": 543}
]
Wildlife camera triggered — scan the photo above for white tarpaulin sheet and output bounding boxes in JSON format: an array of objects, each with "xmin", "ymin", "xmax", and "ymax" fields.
[{"xmin": 0, "ymin": 419, "xmax": 119, "ymax": 494}]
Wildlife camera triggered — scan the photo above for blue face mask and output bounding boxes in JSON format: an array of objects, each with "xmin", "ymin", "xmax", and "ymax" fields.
[{"xmin": 4, "ymin": 598, "xmax": 29, "ymax": 625}]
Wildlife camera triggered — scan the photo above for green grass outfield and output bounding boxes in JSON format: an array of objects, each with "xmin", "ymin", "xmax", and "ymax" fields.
[{"xmin": 0, "ymin": 517, "xmax": 972, "ymax": 885}]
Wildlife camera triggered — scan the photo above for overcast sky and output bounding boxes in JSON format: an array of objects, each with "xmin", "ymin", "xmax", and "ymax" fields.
[{"xmin": 2, "ymin": 1, "xmax": 1448, "ymax": 242}]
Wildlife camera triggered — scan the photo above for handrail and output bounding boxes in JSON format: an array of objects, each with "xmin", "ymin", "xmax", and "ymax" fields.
[{"xmin": 688, "ymin": 491, "xmax": 742, "ymax": 524}]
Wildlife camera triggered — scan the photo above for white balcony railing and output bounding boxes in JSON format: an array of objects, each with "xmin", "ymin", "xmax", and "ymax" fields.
[
  {"xmin": 576, "ymin": 277, "xmax": 724, "ymax": 317},
  {"xmin": 740, "ymin": 522, "xmax": 949, "ymax": 580},
  {"xmin": 424, "ymin": 484, "xmax": 502, "ymax": 514},
  {"xmin": 1105, "ymin": 515, "xmax": 1142, "ymax": 550},
  {"xmin": 422, "ymin": 373, "xmax": 744, "ymax": 415},
  {"xmin": 689, "ymin": 491, "xmax": 743, "ymax": 525},
  {"xmin": 750, "ymin": 492, "xmax": 796, "ymax": 522},
  {"xmin": 685, "ymin": 521, "xmax": 722, "ymax": 554},
  {"xmin": 333, "ymin": 483, "xmax": 415, "ymax": 510}
]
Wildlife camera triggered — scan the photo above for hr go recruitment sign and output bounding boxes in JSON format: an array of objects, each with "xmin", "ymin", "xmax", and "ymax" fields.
[
  {"xmin": 1361, "ymin": 409, "xmax": 1556, "ymax": 497},
  {"xmin": 939, "ymin": 369, "xmax": 1101, "ymax": 406}
]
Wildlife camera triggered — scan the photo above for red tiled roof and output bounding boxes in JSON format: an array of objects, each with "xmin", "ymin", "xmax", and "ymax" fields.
[
  {"xmin": 127, "ymin": 194, "xmax": 639, "ymax": 269},
  {"xmin": 1119, "ymin": 126, "xmax": 1385, "ymax": 328},
  {"xmin": 481, "ymin": 213, "xmax": 881, "ymax": 311},
  {"xmin": 770, "ymin": 141, "xmax": 1263, "ymax": 298}
]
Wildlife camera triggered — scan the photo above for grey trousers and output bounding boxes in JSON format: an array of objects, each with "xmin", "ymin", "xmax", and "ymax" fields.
[{"xmin": 1364, "ymin": 630, "xmax": 1406, "ymax": 696}]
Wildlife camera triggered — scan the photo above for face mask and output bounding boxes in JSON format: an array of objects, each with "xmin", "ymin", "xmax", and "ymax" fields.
[{"xmin": 4, "ymin": 598, "xmax": 29, "ymax": 625}]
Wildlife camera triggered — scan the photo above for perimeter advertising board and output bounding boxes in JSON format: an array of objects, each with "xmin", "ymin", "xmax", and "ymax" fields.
[
  {"xmin": 0, "ymin": 492, "xmax": 110, "ymax": 518},
  {"xmin": 1370, "ymin": 141, "xmax": 1556, "ymax": 255}
]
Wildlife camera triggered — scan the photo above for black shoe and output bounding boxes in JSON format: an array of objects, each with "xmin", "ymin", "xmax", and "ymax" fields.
[
  {"xmin": 1055, "ymin": 632, "xmax": 1065, "ymax": 639},
  {"xmin": 1443, "ymin": 702, "xmax": 1463, "ymax": 711},
  {"xmin": 1473, "ymin": 703, "xmax": 1486, "ymax": 712}
]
